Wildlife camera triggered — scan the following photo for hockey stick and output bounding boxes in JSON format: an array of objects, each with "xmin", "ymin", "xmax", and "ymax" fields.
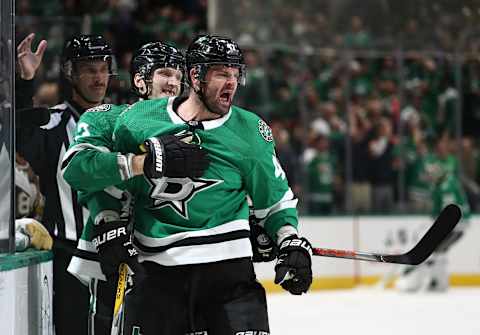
[
  {"xmin": 111, "ymin": 263, "xmax": 129, "ymax": 335},
  {"xmin": 312, "ymin": 204, "xmax": 461, "ymax": 265},
  {"xmin": 110, "ymin": 193, "xmax": 134, "ymax": 335}
]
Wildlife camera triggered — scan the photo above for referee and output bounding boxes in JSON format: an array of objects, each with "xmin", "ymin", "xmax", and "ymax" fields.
[{"xmin": 16, "ymin": 33, "xmax": 115, "ymax": 335}]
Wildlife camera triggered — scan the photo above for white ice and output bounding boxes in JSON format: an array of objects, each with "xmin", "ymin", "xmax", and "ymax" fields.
[{"xmin": 267, "ymin": 288, "xmax": 480, "ymax": 335}]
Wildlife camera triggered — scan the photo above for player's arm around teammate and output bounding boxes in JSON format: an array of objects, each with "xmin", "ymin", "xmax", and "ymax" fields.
[{"xmin": 63, "ymin": 42, "xmax": 209, "ymax": 335}]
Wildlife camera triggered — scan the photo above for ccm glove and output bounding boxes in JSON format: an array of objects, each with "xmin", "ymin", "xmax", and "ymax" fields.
[
  {"xmin": 249, "ymin": 217, "xmax": 277, "ymax": 262},
  {"xmin": 93, "ymin": 220, "xmax": 139, "ymax": 277},
  {"xmin": 143, "ymin": 134, "xmax": 209, "ymax": 179},
  {"xmin": 274, "ymin": 235, "xmax": 313, "ymax": 295}
]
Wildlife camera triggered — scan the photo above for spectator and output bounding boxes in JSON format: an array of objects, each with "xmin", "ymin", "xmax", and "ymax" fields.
[
  {"xmin": 306, "ymin": 133, "xmax": 338, "ymax": 214},
  {"xmin": 368, "ymin": 116, "xmax": 397, "ymax": 213}
]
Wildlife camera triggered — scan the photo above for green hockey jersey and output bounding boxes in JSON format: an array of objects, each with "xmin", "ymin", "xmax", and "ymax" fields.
[
  {"xmin": 62, "ymin": 103, "xmax": 130, "ymax": 193},
  {"xmin": 429, "ymin": 154, "xmax": 471, "ymax": 221},
  {"xmin": 113, "ymin": 97, "xmax": 298, "ymax": 266},
  {"xmin": 62, "ymin": 103, "xmax": 131, "ymax": 283},
  {"xmin": 307, "ymin": 151, "xmax": 336, "ymax": 203}
]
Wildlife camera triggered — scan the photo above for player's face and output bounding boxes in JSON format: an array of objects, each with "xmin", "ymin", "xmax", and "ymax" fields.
[
  {"xmin": 203, "ymin": 65, "xmax": 239, "ymax": 116},
  {"xmin": 72, "ymin": 60, "xmax": 109, "ymax": 103},
  {"xmin": 149, "ymin": 67, "xmax": 183, "ymax": 99}
]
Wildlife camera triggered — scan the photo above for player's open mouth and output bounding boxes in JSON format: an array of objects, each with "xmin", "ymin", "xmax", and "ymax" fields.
[
  {"xmin": 162, "ymin": 88, "xmax": 177, "ymax": 96},
  {"xmin": 219, "ymin": 92, "xmax": 231, "ymax": 105}
]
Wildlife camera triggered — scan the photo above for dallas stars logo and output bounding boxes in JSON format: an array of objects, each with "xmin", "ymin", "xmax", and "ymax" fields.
[{"xmin": 147, "ymin": 177, "xmax": 223, "ymax": 219}]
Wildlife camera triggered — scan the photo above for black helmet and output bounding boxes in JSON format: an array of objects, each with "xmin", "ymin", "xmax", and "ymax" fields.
[
  {"xmin": 186, "ymin": 35, "xmax": 246, "ymax": 86},
  {"xmin": 62, "ymin": 34, "xmax": 115, "ymax": 78},
  {"xmin": 130, "ymin": 42, "xmax": 184, "ymax": 97}
]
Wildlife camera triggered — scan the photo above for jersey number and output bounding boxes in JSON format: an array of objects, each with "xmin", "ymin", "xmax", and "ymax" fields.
[
  {"xmin": 75, "ymin": 122, "xmax": 91, "ymax": 141},
  {"xmin": 273, "ymin": 155, "xmax": 286, "ymax": 180}
]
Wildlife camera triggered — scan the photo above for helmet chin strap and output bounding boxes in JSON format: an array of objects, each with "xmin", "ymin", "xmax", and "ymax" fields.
[{"xmin": 141, "ymin": 80, "xmax": 152, "ymax": 100}]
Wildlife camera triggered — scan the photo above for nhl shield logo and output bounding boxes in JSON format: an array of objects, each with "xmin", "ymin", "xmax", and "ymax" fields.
[{"xmin": 258, "ymin": 120, "xmax": 273, "ymax": 142}]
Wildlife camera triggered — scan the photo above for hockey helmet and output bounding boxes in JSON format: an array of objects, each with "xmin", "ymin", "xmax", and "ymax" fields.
[
  {"xmin": 130, "ymin": 42, "xmax": 185, "ymax": 97},
  {"xmin": 62, "ymin": 34, "xmax": 116, "ymax": 78},
  {"xmin": 186, "ymin": 35, "xmax": 246, "ymax": 86}
]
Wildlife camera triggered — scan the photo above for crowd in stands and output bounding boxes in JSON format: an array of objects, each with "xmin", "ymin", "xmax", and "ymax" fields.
[{"xmin": 14, "ymin": 0, "xmax": 480, "ymax": 215}]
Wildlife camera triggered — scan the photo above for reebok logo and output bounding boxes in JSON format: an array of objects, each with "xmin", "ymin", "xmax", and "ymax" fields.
[{"xmin": 92, "ymin": 227, "xmax": 127, "ymax": 247}]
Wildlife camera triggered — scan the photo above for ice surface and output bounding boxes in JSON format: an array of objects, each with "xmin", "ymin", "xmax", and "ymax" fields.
[{"xmin": 267, "ymin": 288, "xmax": 480, "ymax": 335}]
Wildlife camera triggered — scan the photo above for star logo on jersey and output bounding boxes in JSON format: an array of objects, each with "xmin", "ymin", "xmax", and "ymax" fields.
[{"xmin": 147, "ymin": 177, "xmax": 223, "ymax": 219}]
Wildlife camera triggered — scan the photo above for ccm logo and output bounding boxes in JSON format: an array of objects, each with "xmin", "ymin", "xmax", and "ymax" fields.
[
  {"xmin": 93, "ymin": 227, "xmax": 127, "ymax": 247},
  {"xmin": 235, "ymin": 332, "xmax": 269, "ymax": 335}
]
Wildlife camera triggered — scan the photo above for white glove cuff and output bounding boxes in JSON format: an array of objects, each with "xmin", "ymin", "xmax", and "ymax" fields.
[
  {"xmin": 276, "ymin": 225, "xmax": 298, "ymax": 245},
  {"xmin": 117, "ymin": 153, "xmax": 135, "ymax": 180}
]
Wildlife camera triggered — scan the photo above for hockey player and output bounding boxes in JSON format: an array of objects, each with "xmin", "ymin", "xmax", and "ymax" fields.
[
  {"xmin": 395, "ymin": 134, "xmax": 470, "ymax": 292},
  {"xmin": 16, "ymin": 33, "xmax": 116, "ymax": 335},
  {"xmin": 62, "ymin": 41, "xmax": 210, "ymax": 334},
  {"xmin": 108, "ymin": 35, "xmax": 313, "ymax": 334}
]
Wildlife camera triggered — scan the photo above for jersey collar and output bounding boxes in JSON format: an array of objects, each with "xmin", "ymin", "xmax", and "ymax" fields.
[{"xmin": 167, "ymin": 97, "xmax": 231, "ymax": 130}]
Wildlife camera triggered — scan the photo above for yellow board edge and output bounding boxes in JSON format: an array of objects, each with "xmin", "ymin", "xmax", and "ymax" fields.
[{"xmin": 260, "ymin": 274, "xmax": 480, "ymax": 293}]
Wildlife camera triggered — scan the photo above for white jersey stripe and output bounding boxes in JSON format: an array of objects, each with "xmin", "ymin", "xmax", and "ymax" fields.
[
  {"xmin": 78, "ymin": 238, "xmax": 97, "ymax": 252},
  {"xmin": 61, "ymin": 143, "xmax": 110, "ymax": 177},
  {"xmin": 134, "ymin": 219, "xmax": 249, "ymax": 247},
  {"xmin": 57, "ymin": 144, "xmax": 77, "ymax": 240},
  {"xmin": 138, "ymin": 237, "xmax": 252, "ymax": 266},
  {"xmin": 68, "ymin": 255, "xmax": 106, "ymax": 284},
  {"xmin": 253, "ymin": 188, "xmax": 297, "ymax": 220}
]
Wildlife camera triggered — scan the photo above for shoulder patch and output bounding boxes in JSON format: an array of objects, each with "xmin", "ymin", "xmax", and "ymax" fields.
[
  {"xmin": 258, "ymin": 119, "xmax": 273, "ymax": 142},
  {"xmin": 86, "ymin": 104, "xmax": 112, "ymax": 113}
]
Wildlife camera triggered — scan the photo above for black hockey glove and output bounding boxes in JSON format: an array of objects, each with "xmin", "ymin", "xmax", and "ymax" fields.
[
  {"xmin": 143, "ymin": 134, "xmax": 209, "ymax": 179},
  {"xmin": 274, "ymin": 235, "xmax": 313, "ymax": 295},
  {"xmin": 249, "ymin": 216, "xmax": 278, "ymax": 262},
  {"xmin": 92, "ymin": 219, "xmax": 139, "ymax": 277}
]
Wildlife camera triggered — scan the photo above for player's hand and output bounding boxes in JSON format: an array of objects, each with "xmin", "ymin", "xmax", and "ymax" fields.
[
  {"xmin": 274, "ymin": 235, "xmax": 313, "ymax": 295},
  {"xmin": 17, "ymin": 33, "xmax": 47, "ymax": 80},
  {"xmin": 93, "ymin": 219, "xmax": 139, "ymax": 277},
  {"xmin": 249, "ymin": 216, "xmax": 277, "ymax": 262},
  {"xmin": 143, "ymin": 134, "xmax": 209, "ymax": 179}
]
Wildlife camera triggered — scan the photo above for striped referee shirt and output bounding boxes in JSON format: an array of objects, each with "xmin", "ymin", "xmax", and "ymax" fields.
[{"xmin": 17, "ymin": 100, "xmax": 89, "ymax": 241}]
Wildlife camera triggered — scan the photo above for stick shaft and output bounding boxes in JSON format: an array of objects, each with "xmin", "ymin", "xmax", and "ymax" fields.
[{"xmin": 111, "ymin": 263, "xmax": 128, "ymax": 335}]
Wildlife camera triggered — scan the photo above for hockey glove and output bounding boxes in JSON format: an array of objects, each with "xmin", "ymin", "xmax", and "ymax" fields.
[
  {"xmin": 15, "ymin": 218, "xmax": 53, "ymax": 250},
  {"xmin": 92, "ymin": 219, "xmax": 139, "ymax": 277},
  {"xmin": 249, "ymin": 216, "xmax": 278, "ymax": 262},
  {"xmin": 143, "ymin": 134, "xmax": 209, "ymax": 179},
  {"xmin": 274, "ymin": 235, "xmax": 313, "ymax": 295}
]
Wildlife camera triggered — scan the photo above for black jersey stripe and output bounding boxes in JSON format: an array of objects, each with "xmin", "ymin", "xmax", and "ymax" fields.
[
  {"xmin": 74, "ymin": 248, "xmax": 99, "ymax": 262},
  {"xmin": 134, "ymin": 229, "xmax": 251, "ymax": 253}
]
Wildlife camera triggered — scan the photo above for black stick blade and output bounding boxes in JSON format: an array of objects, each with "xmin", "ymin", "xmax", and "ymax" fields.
[{"xmin": 382, "ymin": 204, "xmax": 462, "ymax": 265}]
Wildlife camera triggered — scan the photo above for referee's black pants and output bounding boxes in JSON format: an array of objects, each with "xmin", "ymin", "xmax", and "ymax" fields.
[{"xmin": 53, "ymin": 238, "xmax": 89, "ymax": 335}]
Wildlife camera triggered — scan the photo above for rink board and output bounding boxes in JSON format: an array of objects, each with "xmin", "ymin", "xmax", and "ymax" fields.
[
  {"xmin": 0, "ymin": 251, "xmax": 53, "ymax": 335},
  {"xmin": 256, "ymin": 215, "xmax": 480, "ymax": 291}
]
